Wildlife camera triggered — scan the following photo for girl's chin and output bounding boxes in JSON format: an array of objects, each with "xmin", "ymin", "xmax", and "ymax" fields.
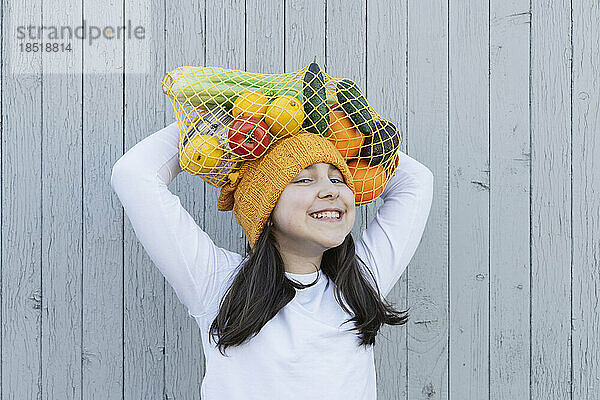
[{"xmin": 312, "ymin": 232, "xmax": 347, "ymax": 248}]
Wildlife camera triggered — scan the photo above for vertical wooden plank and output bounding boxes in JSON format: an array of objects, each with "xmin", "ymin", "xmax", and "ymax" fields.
[
  {"xmin": 83, "ymin": 1, "xmax": 125, "ymax": 398},
  {"xmin": 572, "ymin": 1, "xmax": 600, "ymax": 398},
  {"xmin": 366, "ymin": 1, "xmax": 409, "ymax": 398},
  {"xmin": 1, "ymin": 1, "xmax": 43, "ymax": 398},
  {"xmin": 40, "ymin": 3, "xmax": 84, "ymax": 398},
  {"xmin": 326, "ymin": 0, "xmax": 366, "ymax": 82},
  {"xmin": 40, "ymin": 0, "xmax": 84, "ymax": 395},
  {"xmin": 0, "ymin": 3, "xmax": 1, "ymax": 394},
  {"xmin": 326, "ymin": 0, "xmax": 368, "ymax": 241},
  {"xmin": 285, "ymin": 0, "xmax": 325, "ymax": 73},
  {"xmin": 164, "ymin": 1, "xmax": 206, "ymax": 398},
  {"xmin": 489, "ymin": 2, "xmax": 531, "ymax": 399},
  {"xmin": 124, "ymin": 0, "xmax": 166, "ymax": 397},
  {"xmin": 530, "ymin": 0, "xmax": 572, "ymax": 398},
  {"xmin": 246, "ymin": 0, "xmax": 284, "ymax": 74},
  {"xmin": 205, "ymin": 0, "xmax": 246, "ymax": 254},
  {"xmin": 408, "ymin": 0, "xmax": 449, "ymax": 398},
  {"xmin": 449, "ymin": 0, "xmax": 489, "ymax": 398}
]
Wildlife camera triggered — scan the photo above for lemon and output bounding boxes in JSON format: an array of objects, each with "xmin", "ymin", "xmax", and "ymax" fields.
[
  {"xmin": 264, "ymin": 95, "xmax": 305, "ymax": 137},
  {"xmin": 232, "ymin": 91, "xmax": 270, "ymax": 118},
  {"xmin": 180, "ymin": 134, "xmax": 223, "ymax": 175}
]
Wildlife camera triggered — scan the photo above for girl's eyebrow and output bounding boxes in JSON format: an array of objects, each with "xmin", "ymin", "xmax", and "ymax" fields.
[
  {"xmin": 293, "ymin": 165, "xmax": 344, "ymax": 181},
  {"xmin": 304, "ymin": 164, "xmax": 339, "ymax": 171}
]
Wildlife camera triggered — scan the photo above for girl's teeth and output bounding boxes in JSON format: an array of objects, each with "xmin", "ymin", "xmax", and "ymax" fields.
[{"xmin": 311, "ymin": 212, "xmax": 340, "ymax": 219}]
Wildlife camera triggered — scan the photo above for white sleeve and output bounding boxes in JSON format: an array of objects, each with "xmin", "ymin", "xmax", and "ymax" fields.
[
  {"xmin": 110, "ymin": 121, "xmax": 244, "ymax": 317},
  {"xmin": 355, "ymin": 150, "xmax": 434, "ymax": 298}
]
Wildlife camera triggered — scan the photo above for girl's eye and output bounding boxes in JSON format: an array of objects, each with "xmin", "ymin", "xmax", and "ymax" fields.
[{"xmin": 294, "ymin": 177, "xmax": 344, "ymax": 184}]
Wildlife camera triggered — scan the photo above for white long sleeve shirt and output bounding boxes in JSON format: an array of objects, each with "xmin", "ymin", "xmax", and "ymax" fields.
[{"xmin": 110, "ymin": 121, "xmax": 434, "ymax": 400}]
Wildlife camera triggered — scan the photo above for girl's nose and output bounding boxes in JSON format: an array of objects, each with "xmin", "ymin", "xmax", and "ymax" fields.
[{"xmin": 317, "ymin": 179, "xmax": 340, "ymax": 199}]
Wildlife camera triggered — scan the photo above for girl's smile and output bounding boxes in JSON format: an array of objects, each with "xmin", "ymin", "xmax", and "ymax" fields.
[{"xmin": 309, "ymin": 209, "xmax": 344, "ymax": 221}]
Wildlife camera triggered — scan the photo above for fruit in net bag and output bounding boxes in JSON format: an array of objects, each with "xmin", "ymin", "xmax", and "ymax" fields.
[
  {"xmin": 180, "ymin": 134, "xmax": 223, "ymax": 175},
  {"xmin": 347, "ymin": 159, "xmax": 387, "ymax": 205},
  {"xmin": 326, "ymin": 110, "xmax": 365, "ymax": 159},
  {"xmin": 232, "ymin": 91, "xmax": 269, "ymax": 118},
  {"xmin": 228, "ymin": 116, "xmax": 271, "ymax": 160},
  {"xmin": 163, "ymin": 62, "xmax": 402, "ymax": 205},
  {"xmin": 359, "ymin": 119, "xmax": 400, "ymax": 166},
  {"xmin": 264, "ymin": 95, "xmax": 305, "ymax": 137},
  {"xmin": 335, "ymin": 78, "xmax": 377, "ymax": 136},
  {"xmin": 302, "ymin": 61, "xmax": 329, "ymax": 136}
]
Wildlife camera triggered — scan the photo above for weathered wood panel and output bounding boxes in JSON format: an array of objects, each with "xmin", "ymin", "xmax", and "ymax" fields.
[
  {"xmin": 366, "ymin": 1, "xmax": 409, "ymax": 399},
  {"xmin": 531, "ymin": 1, "xmax": 572, "ymax": 399},
  {"xmin": 449, "ymin": 0, "xmax": 489, "ymax": 398},
  {"xmin": 2, "ymin": 1, "xmax": 600, "ymax": 399},
  {"xmin": 82, "ymin": 1, "xmax": 126, "ymax": 399},
  {"xmin": 40, "ymin": 0, "xmax": 84, "ymax": 397},
  {"xmin": 1, "ymin": 0, "xmax": 44, "ymax": 398},
  {"xmin": 572, "ymin": 0, "xmax": 600, "ymax": 398},
  {"xmin": 489, "ymin": 2, "xmax": 531, "ymax": 399},
  {"xmin": 246, "ymin": 0, "xmax": 284, "ymax": 75},
  {"xmin": 123, "ymin": 0, "xmax": 166, "ymax": 398},
  {"xmin": 284, "ymin": 0, "xmax": 325, "ymax": 73},
  {"xmin": 408, "ymin": 0, "xmax": 449, "ymax": 398}
]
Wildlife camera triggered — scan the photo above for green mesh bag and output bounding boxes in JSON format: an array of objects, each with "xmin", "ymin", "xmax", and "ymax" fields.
[{"xmin": 161, "ymin": 61, "xmax": 402, "ymax": 206}]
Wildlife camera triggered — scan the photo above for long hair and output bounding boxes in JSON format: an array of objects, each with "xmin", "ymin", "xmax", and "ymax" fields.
[{"xmin": 208, "ymin": 215, "xmax": 409, "ymax": 356}]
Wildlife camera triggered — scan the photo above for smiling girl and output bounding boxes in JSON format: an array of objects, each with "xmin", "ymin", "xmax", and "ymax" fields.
[{"xmin": 110, "ymin": 121, "xmax": 433, "ymax": 400}]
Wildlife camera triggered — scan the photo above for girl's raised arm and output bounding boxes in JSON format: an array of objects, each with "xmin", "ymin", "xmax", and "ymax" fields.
[
  {"xmin": 110, "ymin": 122, "xmax": 243, "ymax": 318},
  {"xmin": 355, "ymin": 150, "xmax": 434, "ymax": 299}
]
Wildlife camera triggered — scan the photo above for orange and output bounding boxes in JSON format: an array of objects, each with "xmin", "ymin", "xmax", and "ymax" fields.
[
  {"xmin": 326, "ymin": 110, "xmax": 364, "ymax": 159},
  {"xmin": 347, "ymin": 159, "xmax": 387, "ymax": 205}
]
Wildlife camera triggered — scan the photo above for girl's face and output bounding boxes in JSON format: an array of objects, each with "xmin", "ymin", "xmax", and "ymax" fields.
[{"xmin": 271, "ymin": 163, "xmax": 356, "ymax": 254}]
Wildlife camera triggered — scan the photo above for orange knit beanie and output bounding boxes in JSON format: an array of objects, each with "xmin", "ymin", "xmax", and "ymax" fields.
[{"xmin": 217, "ymin": 132, "xmax": 355, "ymax": 249}]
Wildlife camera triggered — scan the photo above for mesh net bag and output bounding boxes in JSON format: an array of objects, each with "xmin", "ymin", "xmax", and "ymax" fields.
[{"xmin": 161, "ymin": 61, "xmax": 402, "ymax": 206}]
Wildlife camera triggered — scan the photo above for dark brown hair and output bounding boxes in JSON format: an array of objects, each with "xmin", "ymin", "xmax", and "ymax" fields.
[{"xmin": 208, "ymin": 215, "xmax": 409, "ymax": 356}]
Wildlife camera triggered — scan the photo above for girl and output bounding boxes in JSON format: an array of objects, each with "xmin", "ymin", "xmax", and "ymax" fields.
[{"xmin": 110, "ymin": 121, "xmax": 434, "ymax": 399}]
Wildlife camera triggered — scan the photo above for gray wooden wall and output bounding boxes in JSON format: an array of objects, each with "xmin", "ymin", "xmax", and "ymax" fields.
[{"xmin": 2, "ymin": 0, "xmax": 599, "ymax": 399}]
